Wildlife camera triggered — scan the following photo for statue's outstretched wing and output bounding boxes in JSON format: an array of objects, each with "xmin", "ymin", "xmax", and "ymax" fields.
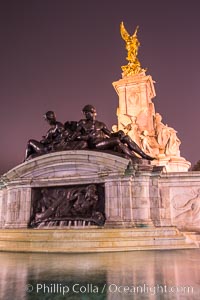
[
  {"xmin": 120, "ymin": 21, "xmax": 130, "ymax": 42},
  {"xmin": 132, "ymin": 25, "xmax": 139, "ymax": 38}
]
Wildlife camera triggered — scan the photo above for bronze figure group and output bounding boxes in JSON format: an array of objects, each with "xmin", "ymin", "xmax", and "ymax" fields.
[{"xmin": 25, "ymin": 105, "xmax": 154, "ymax": 162}]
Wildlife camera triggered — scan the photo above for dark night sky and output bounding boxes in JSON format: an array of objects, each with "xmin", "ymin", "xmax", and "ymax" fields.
[{"xmin": 0, "ymin": 0, "xmax": 200, "ymax": 174}]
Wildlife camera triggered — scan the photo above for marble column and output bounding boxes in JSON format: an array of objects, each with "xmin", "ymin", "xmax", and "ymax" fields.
[
  {"xmin": 105, "ymin": 176, "xmax": 135, "ymax": 227},
  {"xmin": 131, "ymin": 172, "xmax": 153, "ymax": 226}
]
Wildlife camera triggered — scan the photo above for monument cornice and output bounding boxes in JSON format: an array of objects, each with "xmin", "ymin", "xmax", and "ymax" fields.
[{"xmin": 2, "ymin": 150, "xmax": 130, "ymax": 184}]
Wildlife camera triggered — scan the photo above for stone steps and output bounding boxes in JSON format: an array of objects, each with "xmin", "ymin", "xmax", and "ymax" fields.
[
  {"xmin": 0, "ymin": 226, "xmax": 182, "ymax": 237},
  {"xmin": 0, "ymin": 227, "xmax": 197, "ymax": 253}
]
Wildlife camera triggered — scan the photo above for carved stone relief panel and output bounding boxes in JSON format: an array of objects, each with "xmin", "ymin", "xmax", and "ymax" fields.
[{"xmin": 30, "ymin": 184, "xmax": 105, "ymax": 228}]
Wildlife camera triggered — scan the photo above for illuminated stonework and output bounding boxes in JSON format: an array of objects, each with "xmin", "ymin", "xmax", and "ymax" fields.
[{"xmin": 113, "ymin": 24, "xmax": 191, "ymax": 172}]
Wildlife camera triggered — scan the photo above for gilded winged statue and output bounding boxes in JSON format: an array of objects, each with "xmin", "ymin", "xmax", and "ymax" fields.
[{"xmin": 120, "ymin": 22, "xmax": 144, "ymax": 77}]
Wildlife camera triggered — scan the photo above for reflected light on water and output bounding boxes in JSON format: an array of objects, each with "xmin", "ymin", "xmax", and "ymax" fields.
[{"xmin": 0, "ymin": 249, "xmax": 200, "ymax": 300}]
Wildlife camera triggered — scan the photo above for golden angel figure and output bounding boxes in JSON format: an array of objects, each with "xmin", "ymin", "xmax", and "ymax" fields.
[{"xmin": 120, "ymin": 22, "xmax": 144, "ymax": 76}]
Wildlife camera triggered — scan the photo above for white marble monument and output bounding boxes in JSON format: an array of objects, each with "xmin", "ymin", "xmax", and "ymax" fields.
[
  {"xmin": 0, "ymin": 23, "xmax": 199, "ymax": 253},
  {"xmin": 113, "ymin": 22, "xmax": 191, "ymax": 172}
]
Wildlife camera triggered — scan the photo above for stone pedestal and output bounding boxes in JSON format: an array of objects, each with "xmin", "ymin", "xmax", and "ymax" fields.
[
  {"xmin": 1, "ymin": 151, "xmax": 158, "ymax": 230},
  {"xmin": 0, "ymin": 151, "xmax": 199, "ymax": 251},
  {"xmin": 112, "ymin": 71, "xmax": 156, "ymax": 133},
  {"xmin": 112, "ymin": 72, "xmax": 191, "ymax": 172},
  {"xmin": 1, "ymin": 151, "xmax": 133, "ymax": 229},
  {"xmin": 1, "ymin": 151, "xmax": 197, "ymax": 231}
]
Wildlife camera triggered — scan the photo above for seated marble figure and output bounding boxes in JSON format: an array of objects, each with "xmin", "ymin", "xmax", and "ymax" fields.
[{"xmin": 25, "ymin": 106, "xmax": 154, "ymax": 161}]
